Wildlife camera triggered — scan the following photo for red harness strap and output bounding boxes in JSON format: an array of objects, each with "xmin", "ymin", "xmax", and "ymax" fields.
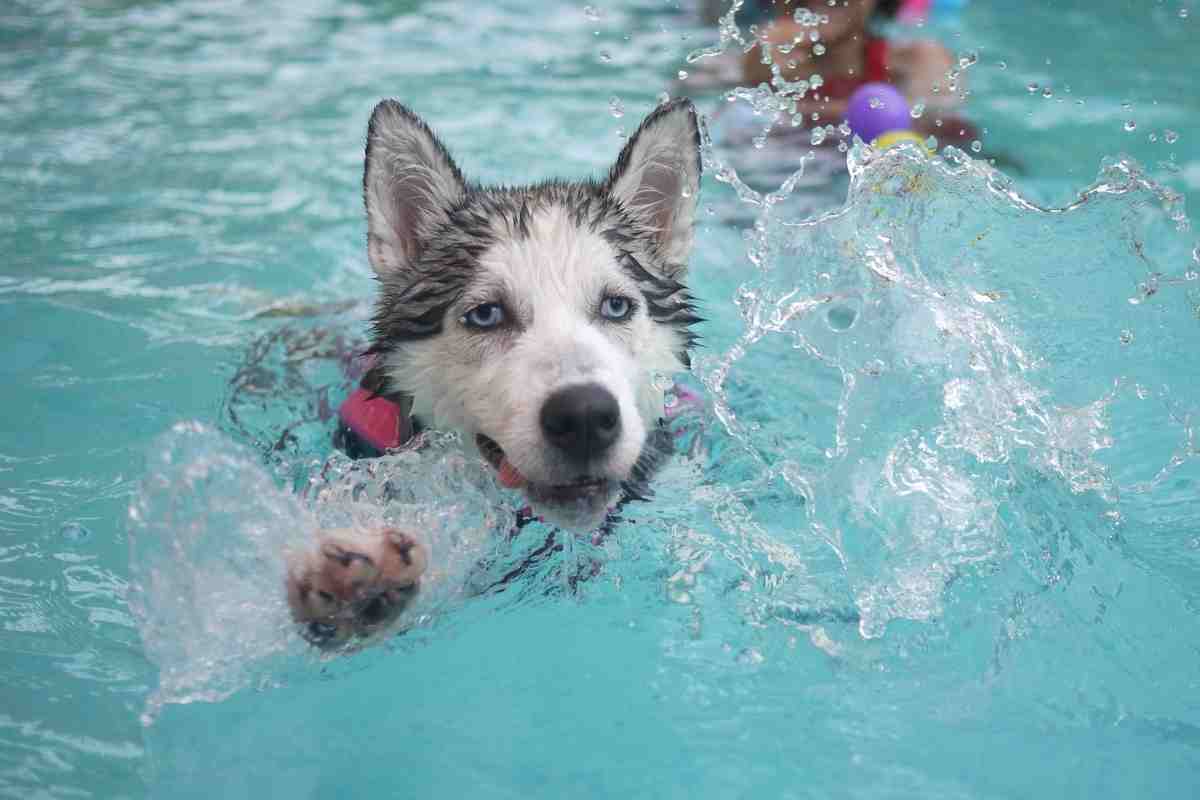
[{"xmin": 338, "ymin": 387, "xmax": 410, "ymax": 452}]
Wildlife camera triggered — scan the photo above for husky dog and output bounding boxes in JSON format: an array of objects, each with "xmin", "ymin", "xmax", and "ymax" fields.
[{"xmin": 287, "ymin": 98, "xmax": 702, "ymax": 647}]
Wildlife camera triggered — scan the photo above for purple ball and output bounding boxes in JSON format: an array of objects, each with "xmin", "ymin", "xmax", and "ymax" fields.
[{"xmin": 845, "ymin": 82, "xmax": 911, "ymax": 143}]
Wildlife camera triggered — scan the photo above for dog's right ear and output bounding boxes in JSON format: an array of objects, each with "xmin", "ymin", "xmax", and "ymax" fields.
[{"xmin": 363, "ymin": 101, "xmax": 467, "ymax": 276}]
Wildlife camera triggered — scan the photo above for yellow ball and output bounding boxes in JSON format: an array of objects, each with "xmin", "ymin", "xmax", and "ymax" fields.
[{"xmin": 872, "ymin": 130, "xmax": 931, "ymax": 154}]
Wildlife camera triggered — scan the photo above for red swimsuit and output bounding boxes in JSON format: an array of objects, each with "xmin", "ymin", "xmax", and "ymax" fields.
[{"xmin": 818, "ymin": 36, "xmax": 891, "ymax": 100}]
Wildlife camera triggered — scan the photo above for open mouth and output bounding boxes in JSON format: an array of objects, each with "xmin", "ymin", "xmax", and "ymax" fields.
[{"xmin": 475, "ymin": 433, "xmax": 612, "ymax": 501}]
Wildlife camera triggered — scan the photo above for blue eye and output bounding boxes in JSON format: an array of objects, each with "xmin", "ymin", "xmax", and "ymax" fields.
[
  {"xmin": 599, "ymin": 295, "xmax": 633, "ymax": 321},
  {"xmin": 462, "ymin": 302, "xmax": 505, "ymax": 329}
]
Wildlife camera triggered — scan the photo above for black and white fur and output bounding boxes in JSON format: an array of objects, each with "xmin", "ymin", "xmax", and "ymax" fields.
[
  {"xmin": 287, "ymin": 99, "xmax": 702, "ymax": 647},
  {"xmin": 364, "ymin": 98, "xmax": 702, "ymax": 529}
]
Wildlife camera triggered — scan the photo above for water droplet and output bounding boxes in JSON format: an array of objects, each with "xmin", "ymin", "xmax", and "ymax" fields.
[
  {"xmin": 1180, "ymin": 6, "xmax": 1190, "ymax": 18},
  {"xmin": 583, "ymin": 5, "xmax": 602, "ymax": 21},
  {"xmin": 609, "ymin": 96, "xmax": 624, "ymax": 118},
  {"xmin": 910, "ymin": 101, "xmax": 926, "ymax": 118},
  {"xmin": 925, "ymin": 135, "xmax": 939, "ymax": 151},
  {"xmin": 1124, "ymin": 120, "xmax": 1137, "ymax": 132},
  {"xmin": 970, "ymin": 140, "xmax": 983, "ymax": 153},
  {"xmin": 1026, "ymin": 82, "xmax": 1039, "ymax": 94},
  {"xmin": 657, "ymin": 91, "xmax": 671, "ymax": 106},
  {"xmin": 868, "ymin": 96, "xmax": 882, "ymax": 109},
  {"xmin": 810, "ymin": 126, "xmax": 827, "ymax": 146},
  {"xmin": 615, "ymin": 126, "xmax": 626, "ymax": 139},
  {"xmin": 958, "ymin": 51, "xmax": 978, "ymax": 68},
  {"xmin": 1119, "ymin": 329, "xmax": 1134, "ymax": 345},
  {"xmin": 998, "ymin": 60, "xmax": 1007, "ymax": 70},
  {"xmin": 1148, "ymin": 132, "xmax": 1159, "ymax": 143},
  {"xmin": 677, "ymin": 70, "xmax": 689, "ymax": 80},
  {"xmin": 794, "ymin": 7, "xmax": 822, "ymax": 25},
  {"xmin": 1164, "ymin": 129, "xmax": 1179, "ymax": 144},
  {"xmin": 813, "ymin": 43, "xmax": 826, "ymax": 55},
  {"xmin": 598, "ymin": 50, "xmax": 612, "ymax": 63},
  {"xmin": 1042, "ymin": 87, "xmax": 1053, "ymax": 98},
  {"xmin": 1135, "ymin": 384, "xmax": 1150, "ymax": 400},
  {"xmin": 60, "ymin": 521, "xmax": 92, "ymax": 543}
]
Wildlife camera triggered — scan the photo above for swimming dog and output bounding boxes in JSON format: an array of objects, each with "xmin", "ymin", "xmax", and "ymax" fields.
[{"xmin": 287, "ymin": 97, "xmax": 702, "ymax": 647}]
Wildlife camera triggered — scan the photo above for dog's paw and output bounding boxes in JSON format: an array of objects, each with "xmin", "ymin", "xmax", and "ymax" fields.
[{"xmin": 286, "ymin": 528, "xmax": 428, "ymax": 649}]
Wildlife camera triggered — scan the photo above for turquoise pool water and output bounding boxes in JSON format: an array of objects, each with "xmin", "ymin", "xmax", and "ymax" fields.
[{"xmin": 3, "ymin": 0, "xmax": 1199, "ymax": 797}]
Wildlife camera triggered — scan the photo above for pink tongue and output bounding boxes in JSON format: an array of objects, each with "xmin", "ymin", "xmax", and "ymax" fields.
[{"xmin": 497, "ymin": 456, "xmax": 527, "ymax": 489}]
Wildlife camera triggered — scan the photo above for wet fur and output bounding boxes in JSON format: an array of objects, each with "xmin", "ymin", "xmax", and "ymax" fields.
[
  {"xmin": 287, "ymin": 99, "xmax": 701, "ymax": 647},
  {"xmin": 364, "ymin": 98, "xmax": 702, "ymax": 529}
]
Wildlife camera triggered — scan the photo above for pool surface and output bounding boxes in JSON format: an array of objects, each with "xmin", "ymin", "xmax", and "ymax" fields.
[{"xmin": 2, "ymin": 1, "xmax": 1199, "ymax": 797}]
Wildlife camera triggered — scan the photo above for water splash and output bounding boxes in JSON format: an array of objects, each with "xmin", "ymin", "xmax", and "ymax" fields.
[
  {"xmin": 128, "ymin": 424, "xmax": 520, "ymax": 722},
  {"xmin": 128, "ymin": 423, "xmax": 308, "ymax": 723},
  {"xmin": 686, "ymin": 139, "xmax": 1198, "ymax": 641}
]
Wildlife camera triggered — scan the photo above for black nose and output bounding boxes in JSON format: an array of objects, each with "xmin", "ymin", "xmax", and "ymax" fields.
[{"xmin": 540, "ymin": 383, "xmax": 622, "ymax": 463}]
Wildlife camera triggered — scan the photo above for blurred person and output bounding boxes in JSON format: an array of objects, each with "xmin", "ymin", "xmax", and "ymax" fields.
[{"xmin": 741, "ymin": 0, "xmax": 974, "ymax": 142}]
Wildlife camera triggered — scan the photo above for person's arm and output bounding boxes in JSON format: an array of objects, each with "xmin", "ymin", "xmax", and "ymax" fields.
[
  {"xmin": 887, "ymin": 39, "xmax": 959, "ymax": 111},
  {"xmin": 889, "ymin": 40, "xmax": 979, "ymax": 143}
]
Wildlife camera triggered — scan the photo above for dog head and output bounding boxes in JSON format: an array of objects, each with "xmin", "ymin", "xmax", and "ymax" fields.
[{"xmin": 362, "ymin": 99, "xmax": 701, "ymax": 529}]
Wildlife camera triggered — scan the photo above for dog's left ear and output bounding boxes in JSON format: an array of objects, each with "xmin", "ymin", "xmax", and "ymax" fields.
[{"xmin": 603, "ymin": 98, "xmax": 701, "ymax": 272}]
